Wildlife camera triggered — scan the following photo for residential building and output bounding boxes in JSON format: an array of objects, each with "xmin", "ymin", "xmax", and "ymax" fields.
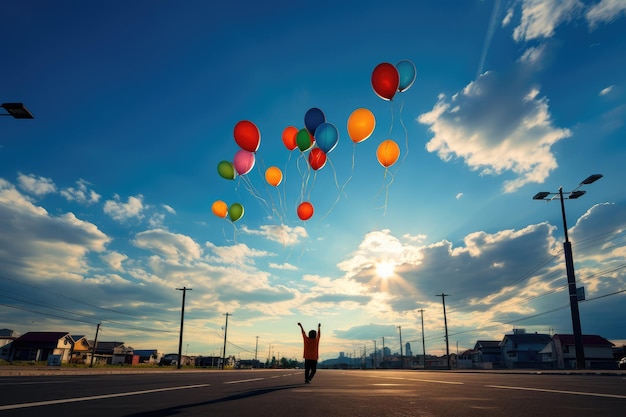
[
  {"xmin": 8, "ymin": 332, "xmax": 74, "ymax": 363},
  {"xmin": 540, "ymin": 334, "xmax": 616, "ymax": 369},
  {"xmin": 500, "ymin": 330, "xmax": 552, "ymax": 369}
]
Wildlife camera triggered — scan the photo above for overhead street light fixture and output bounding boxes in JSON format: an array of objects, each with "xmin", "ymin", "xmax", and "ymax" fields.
[
  {"xmin": 1, "ymin": 102, "xmax": 34, "ymax": 119},
  {"xmin": 533, "ymin": 174, "xmax": 603, "ymax": 370}
]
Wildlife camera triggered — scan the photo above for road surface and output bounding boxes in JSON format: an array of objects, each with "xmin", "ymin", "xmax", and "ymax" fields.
[{"xmin": 0, "ymin": 369, "xmax": 624, "ymax": 416}]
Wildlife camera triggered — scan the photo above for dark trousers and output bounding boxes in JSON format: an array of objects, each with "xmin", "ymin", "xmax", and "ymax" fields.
[{"xmin": 304, "ymin": 359, "xmax": 317, "ymax": 381}]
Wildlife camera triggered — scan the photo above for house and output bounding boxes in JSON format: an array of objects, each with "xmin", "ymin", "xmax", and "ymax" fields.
[
  {"xmin": 500, "ymin": 330, "xmax": 552, "ymax": 369},
  {"xmin": 134, "ymin": 349, "xmax": 161, "ymax": 364},
  {"xmin": 90, "ymin": 341, "xmax": 125, "ymax": 365},
  {"xmin": 8, "ymin": 332, "xmax": 74, "ymax": 363},
  {"xmin": 472, "ymin": 340, "xmax": 502, "ymax": 369},
  {"xmin": 69, "ymin": 335, "xmax": 92, "ymax": 364},
  {"xmin": 540, "ymin": 334, "xmax": 616, "ymax": 369},
  {"xmin": 0, "ymin": 329, "xmax": 20, "ymax": 361}
]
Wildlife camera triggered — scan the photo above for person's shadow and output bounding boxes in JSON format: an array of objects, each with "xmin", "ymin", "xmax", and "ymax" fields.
[{"xmin": 123, "ymin": 383, "xmax": 302, "ymax": 416}]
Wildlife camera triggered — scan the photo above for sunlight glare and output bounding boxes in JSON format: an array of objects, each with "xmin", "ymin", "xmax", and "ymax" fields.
[{"xmin": 376, "ymin": 261, "xmax": 395, "ymax": 279}]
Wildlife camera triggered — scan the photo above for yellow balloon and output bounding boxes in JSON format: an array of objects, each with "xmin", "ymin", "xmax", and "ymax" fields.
[
  {"xmin": 211, "ymin": 200, "xmax": 228, "ymax": 218},
  {"xmin": 347, "ymin": 108, "xmax": 376, "ymax": 143},
  {"xmin": 265, "ymin": 166, "xmax": 283, "ymax": 187},
  {"xmin": 376, "ymin": 139, "xmax": 400, "ymax": 168}
]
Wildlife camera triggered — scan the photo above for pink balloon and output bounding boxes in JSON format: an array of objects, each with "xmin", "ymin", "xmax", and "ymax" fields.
[{"xmin": 233, "ymin": 149, "xmax": 255, "ymax": 175}]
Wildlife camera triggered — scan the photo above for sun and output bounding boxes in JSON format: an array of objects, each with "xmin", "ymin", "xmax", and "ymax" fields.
[{"xmin": 375, "ymin": 261, "xmax": 395, "ymax": 279}]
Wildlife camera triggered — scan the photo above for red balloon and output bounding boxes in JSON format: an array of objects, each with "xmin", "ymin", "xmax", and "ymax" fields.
[
  {"xmin": 234, "ymin": 120, "xmax": 260, "ymax": 152},
  {"xmin": 308, "ymin": 147, "xmax": 327, "ymax": 170},
  {"xmin": 282, "ymin": 126, "xmax": 298, "ymax": 151},
  {"xmin": 371, "ymin": 63, "xmax": 399, "ymax": 101},
  {"xmin": 297, "ymin": 201, "xmax": 314, "ymax": 221}
]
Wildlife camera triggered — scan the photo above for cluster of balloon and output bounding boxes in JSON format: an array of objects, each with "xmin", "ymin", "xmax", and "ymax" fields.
[
  {"xmin": 214, "ymin": 120, "xmax": 262, "ymax": 223},
  {"xmin": 371, "ymin": 60, "xmax": 416, "ymax": 168},
  {"xmin": 282, "ymin": 107, "xmax": 340, "ymax": 221},
  {"xmin": 211, "ymin": 200, "xmax": 244, "ymax": 222},
  {"xmin": 371, "ymin": 60, "xmax": 416, "ymax": 212}
]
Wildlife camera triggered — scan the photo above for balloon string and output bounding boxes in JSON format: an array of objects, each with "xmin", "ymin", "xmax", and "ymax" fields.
[
  {"xmin": 399, "ymin": 99, "xmax": 409, "ymax": 165},
  {"xmin": 319, "ymin": 157, "xmax": 342, "ymax": 222},
  {"xmin": 388, "ymin": 99, "xmax": 395, "ymax": 138},
  {"xmin": 307, "ymin": 170, "xmax": 317, "ymax": 201},
  {"xmin": 340, "ymin": 143, "xmax": 356, "ymax": 198},
  {"xmin": 383, "ymin": 168, "xmax": 395, "ymax": 216},
  {"xmin": 241, "ymin": 175, "xmax": 268, "ymax": 209},
  {"xmin": 282, "ymin": 151, "xmax": 293, "ymax": 220}
]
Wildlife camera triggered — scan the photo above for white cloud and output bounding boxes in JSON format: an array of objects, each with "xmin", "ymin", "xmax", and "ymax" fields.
[
  {"xmin": 133, "ymin": 229, "xmax": 202, "ymax": 261},
  {"xmin": 163, "ymin": 204, "xmax": 176, "ymax": 214},
  {"xmin": 269, "ymin": 262, "xmax": 298, "ymax": 270},
  {"xmin": 205, "ymin": 241, "xmax": 271, "ymax": 266},
  {"xmin": 512, "ymin": 0, "xmax": 583, "ymax": 42},
  {"xmin": 17, "ymin": 173, "xmax": 56, "ymax": 196},
  {"xmin": 0, "ymin": 180, "xmax": 110, "ymax": 281},
  {"xmin": 418, "ymin": 69, "xmax": 570, "ymax": 192},
  {"xmin": 599, "ymin": 85, "xmax": 613, "ymax": 96},
  {"xmin": 104, "ymin": 194, "xmax": 145, "ymax": 221},
  {"xmin": 100, "ymin": 251, "xmax": 128, "ymax": 271},
  {"xmin": 586, "ymin": 0, "xmax": 626, "ymax": 29},
  {"xmin": 456, "ymin": 193, "xmax": 464, "ymax": 200},
  {"xmin": 241, "ymin": 224, "xmax": 308, "ymax": 246},
  {"xmin": 60, "ymin": 179, "xmax": 100, "ymax": 205}
]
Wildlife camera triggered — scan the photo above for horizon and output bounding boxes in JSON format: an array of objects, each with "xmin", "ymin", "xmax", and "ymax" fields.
[{"xmin": 1, "ymin": 0, "xmax": 625, "ymax": 362}]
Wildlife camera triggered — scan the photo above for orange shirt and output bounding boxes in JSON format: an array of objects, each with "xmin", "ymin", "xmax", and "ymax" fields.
[{"xmin": 301, "ymin": 328, "xmax": 321, "ymax": 360}]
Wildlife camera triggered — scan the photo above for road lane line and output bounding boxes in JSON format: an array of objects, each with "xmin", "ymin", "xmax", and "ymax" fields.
[
  {"xmin": 360, "ymin": 374, "xmax": 464, "ymax": 385},
  {"xmin": 224, "ymin": 378, "xmax": 265, "ymax": 384},
  {"xmin": 487, "ymin": 385, "xmax": 626, "ymax": 399},
  {"xmin": 0, "ymin": 384, "xmax": 211, "ymax": 411}
]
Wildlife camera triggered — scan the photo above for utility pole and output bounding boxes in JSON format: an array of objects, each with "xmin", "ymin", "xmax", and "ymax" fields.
[
  {"xmin": 436, "ymin": 293, "xmax": 451, "ymax": 370},
  {"xmin": 398, "ymin": 325, "xmax": 403, "ymax": 368},
  {"xmin": 382, "ymin": 336, "xmax": 385, "ymax": 368},
  {"xmin": 222, "ymin": 312, "xmax": 230, "ymax": 370},
  {"xmin": 373, "ymin": 339, "xmax": 377, "ymax": 369},
  {"xmin": 418, "ymin": 309, "xmax": 426, "ymax": 369},
  {"xmin": 89, "ymin": 323, "xmax": 100, "ymax": 368},
  {"xmin": 176, "ymin": 287, "xmax": 192, "ymax": 370},
  {"xmin": 255, "ymin": 336, "xmax": 259, "ymax": 365}
]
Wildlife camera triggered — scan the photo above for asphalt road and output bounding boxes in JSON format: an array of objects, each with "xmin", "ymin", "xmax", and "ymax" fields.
[{"xmin": 0, "ymin": 369, "xmax": 624, "ymax": 416}]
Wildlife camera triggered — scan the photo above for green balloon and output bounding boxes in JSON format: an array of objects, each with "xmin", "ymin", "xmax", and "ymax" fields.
[
  {"xmin": 296, "ymin": 128, "xmax": 313, "ymax": 152},
  {"xmin": 228, "ymin": 203, "xmax": 244, "ymax": 222},
  {"xmin": 217, "ymin": 160, "xmax": 235, "ymax": 180}
]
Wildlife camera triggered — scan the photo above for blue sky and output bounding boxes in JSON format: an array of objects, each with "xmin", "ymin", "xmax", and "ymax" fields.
[{"xmin": 1, "ymin": 0, "xmax": 625, "ymax": 361}]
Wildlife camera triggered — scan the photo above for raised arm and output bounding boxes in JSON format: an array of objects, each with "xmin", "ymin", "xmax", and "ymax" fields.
[
  {"xmin": 298, "ymin": 322, "xmax": 306, "ymax": 337},
  {"xmin": 317, "ymin": 323, "xmax": 321, "ymax": 339}
]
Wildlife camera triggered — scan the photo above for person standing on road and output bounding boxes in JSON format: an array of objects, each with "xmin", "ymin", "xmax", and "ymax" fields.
[{"xmin": 298, "ymin": 322, "xmax": 321, "ymax": 383}]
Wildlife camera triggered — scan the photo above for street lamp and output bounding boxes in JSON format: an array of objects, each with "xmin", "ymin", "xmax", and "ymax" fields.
[
  {"xmin": 533, "ymin": 174, "xmax": 603, "ymax": 369},
  {"xmin": 1, "ymin": 103, "xmax": 34, "ymax": 119}
]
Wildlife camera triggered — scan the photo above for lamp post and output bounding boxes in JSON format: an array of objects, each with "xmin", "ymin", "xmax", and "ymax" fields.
[
  {"xmin": 1, "ymin": 103, "xmax": 34, "ymax": 119},
  {"xmin": 533, "ymin": 174, "xmax": 603, "ymax": 370}
]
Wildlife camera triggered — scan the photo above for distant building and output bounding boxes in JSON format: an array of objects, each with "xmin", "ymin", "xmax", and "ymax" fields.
[
  {"xmin": 500, "ymin": 330, "xmax": 552, "ymax": 369},
  {"xmin": 540, "ymin": 334, "xmax": 615, "ymax": 370},
  {"xmin": 405, "ymin": 342, "xmax": 412, "ymax": 357},
  {"xmin": 8, "ymin": 332, "xmax": 74, "ymax": 363}
]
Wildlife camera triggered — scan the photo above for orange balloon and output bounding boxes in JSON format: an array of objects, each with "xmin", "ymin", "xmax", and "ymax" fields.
[
  {"xmin": 212, "ymin": 200, "xmax": 228, "ymax": 218},
  {"xmin": 282, "ymin": 126, "xmax": 298, "ymax": 151},
  {"xmin": 265, "ymin": 166, "xmax": 283, "ymax": 187},
  {"xmin": 347, "ymin": 108, "xmax": 376, "ymax": 143},
  {"xmin": 297, "ymin": 201, "xmax": 314, "ymax": 221},
  {"xmin": 376, "ymin": 140, "xmax": 400, "ymax": 168}
]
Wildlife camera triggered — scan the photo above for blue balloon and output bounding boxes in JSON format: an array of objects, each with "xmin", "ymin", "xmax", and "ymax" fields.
[
  {"xmin": 304, "ymin": 107, "xmax": 326, "ymax": 134},
  {"xmin": 314, "ymin": 122, "xmax": 338, "ymax": 154},
  {"xmin": 396, "ymin": 60, "xmax": 416, "ymax": 93}
]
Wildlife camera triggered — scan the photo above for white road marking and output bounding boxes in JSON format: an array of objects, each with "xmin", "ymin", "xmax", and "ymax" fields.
[
  {"xmin": 0, "ymin": 384, "xmax": 211, "ymax": 411},
  {"xmin": 224, "ymin": 377, "xmax": 265, "ymax": 384},
  {"xmin": 363, "ymin": 375, "xmax": 464, "ymax": 385},
  {"xmin": 487, "ymin": 385, "xmax": 626, "ymax": 399}
]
